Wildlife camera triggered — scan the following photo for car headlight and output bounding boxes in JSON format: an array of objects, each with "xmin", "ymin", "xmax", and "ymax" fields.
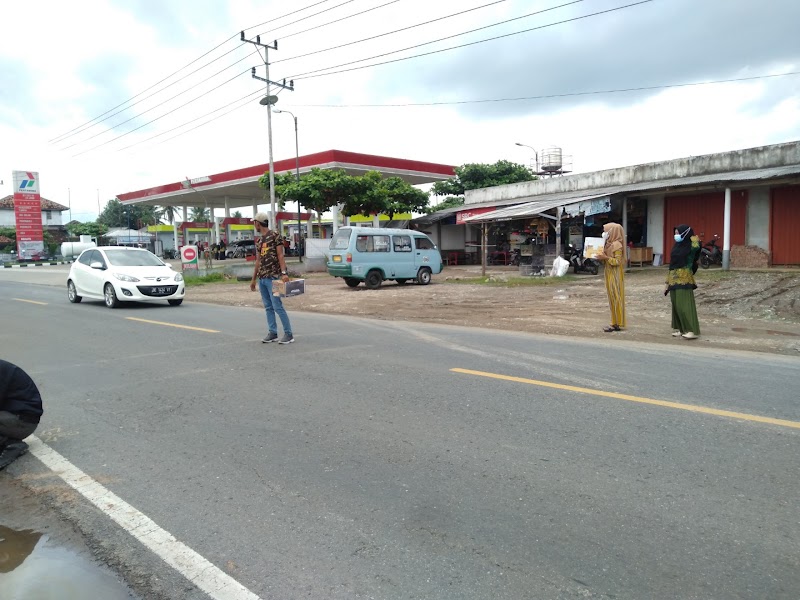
[
  {"xmin": 113, "ymin": 273, "xmax": 140, "ymax": 282},
  {"xmin": 174, "ymin": 273, "xmax": 184, "ymax": 282}
]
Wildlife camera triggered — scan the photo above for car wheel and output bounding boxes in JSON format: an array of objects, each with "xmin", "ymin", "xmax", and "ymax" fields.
[
  {"xmin": 67, "ymin": 280, "xmax": 82, "ymax": 303},
  {"xmin": 104, "ymin": 283, "xmax": 120, "ymax": 308},
  {"xmin": 417, "ymin": 268, "xmax": 432, "ymax": 285},
  {"xmin": 364, "ymin": 270, "xmax": 382, "ymax": 290},
  {"xmin": 396, "ymin": 279, "xmax": 408, "ymax": 285},
  {"xmin": 168, "ymin": 299, "xmax": 183, "ymax": 306},
  {"xmin": 344, "ymin": 278, "xmax": 360, "ymax": 288}
]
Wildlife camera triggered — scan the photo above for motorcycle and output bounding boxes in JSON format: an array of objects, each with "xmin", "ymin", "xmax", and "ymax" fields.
[
  {"xmin": 566, "ymin": 243, "xmax": 599, "ymax": 275},
  {"xmin": 700, "ymin": 234, "xmax": 722, "ymax": 268}
]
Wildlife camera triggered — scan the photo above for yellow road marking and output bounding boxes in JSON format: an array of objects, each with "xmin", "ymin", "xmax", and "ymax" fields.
[
  {"xmin": 125, "ymin": 317, "xmax": 219, "ymax": 333},
  {"xmin": 451, "ymin": 368, "xmax": 800, "ymax": 430},
  {"xmin": 13, "ymin": 298, "xmax": 48, "ymax": 305}
]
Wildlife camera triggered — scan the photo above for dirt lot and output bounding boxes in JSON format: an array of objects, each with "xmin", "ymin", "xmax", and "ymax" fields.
[{"xmin": 187, "ymin": 263, "xmax": 800, "ymax": 356}]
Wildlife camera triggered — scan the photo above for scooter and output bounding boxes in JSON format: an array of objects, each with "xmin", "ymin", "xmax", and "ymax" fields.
[
  {"xmin": 700, "ymin": 235, "xmax": 722, "ymax": 268},
  {"xmin": 566, "ymin": 243, "xmax": 599, "ymax": 275}
]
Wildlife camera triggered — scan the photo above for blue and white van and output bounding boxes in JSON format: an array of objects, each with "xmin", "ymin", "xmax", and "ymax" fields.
[{"xmin": 327, "ymin": 226, "xmax": 443, "ymax": 289}]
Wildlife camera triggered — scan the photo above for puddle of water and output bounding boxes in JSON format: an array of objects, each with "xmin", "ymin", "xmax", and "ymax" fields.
[{"xmin": 0, "ymin": 525, "xmax": 135, "ymax": 599}]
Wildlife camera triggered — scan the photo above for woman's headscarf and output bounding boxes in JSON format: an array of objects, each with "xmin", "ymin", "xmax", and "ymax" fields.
[
  {"xmin": 603, "ymin": 222, "xmax": 625, "ymax": 258},
  {"xmin": 669, "ymin": 224, "xmax": 696, "ymax": 269}
]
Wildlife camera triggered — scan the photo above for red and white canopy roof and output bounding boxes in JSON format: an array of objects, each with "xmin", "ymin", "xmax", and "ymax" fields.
[{"xmin": 117, "ymin": 149, "xmax": 456, "ymax": 209}]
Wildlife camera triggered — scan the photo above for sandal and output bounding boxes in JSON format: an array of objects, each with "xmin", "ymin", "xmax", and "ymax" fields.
[{"xmin": 603, "ymin": 325, "xmax": 620, "ymax": 332}]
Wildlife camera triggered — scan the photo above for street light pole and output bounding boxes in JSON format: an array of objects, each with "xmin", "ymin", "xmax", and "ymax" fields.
[
  {"xmin": 515, "ymin": 142, "xmax": 539, "ymax": 173},
  {"xmin": 274, "ymin": 109, "xmax": 302, "ymax": 262}
]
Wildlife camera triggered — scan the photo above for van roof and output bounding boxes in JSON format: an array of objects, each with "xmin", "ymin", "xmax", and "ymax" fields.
[{"xmin": 337, "ymin": 226, "xmax": 428, "ymax": 236}]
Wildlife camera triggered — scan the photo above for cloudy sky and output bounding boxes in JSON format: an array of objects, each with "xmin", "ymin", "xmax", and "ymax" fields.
[{"xmin": 1, "ymin": 0, "xmax": 798, "ymax": 220}]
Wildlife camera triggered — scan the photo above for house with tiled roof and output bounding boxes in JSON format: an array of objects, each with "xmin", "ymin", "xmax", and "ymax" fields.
[{"xmin": 0, "ymin": 195, "xmax": 69, "ymax": 230}]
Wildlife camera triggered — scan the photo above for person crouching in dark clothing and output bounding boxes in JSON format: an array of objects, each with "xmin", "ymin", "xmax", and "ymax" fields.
[{"xmin": 0, "ymin": 360, "xmax": 43, "ymax": 470}]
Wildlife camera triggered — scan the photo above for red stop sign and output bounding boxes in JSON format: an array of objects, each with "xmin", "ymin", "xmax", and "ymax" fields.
[{"xmin": 183, "ymin": 247, "xmax": 197, "ymax": 261}]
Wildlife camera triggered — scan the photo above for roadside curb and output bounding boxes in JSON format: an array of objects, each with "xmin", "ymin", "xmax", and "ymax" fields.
[{"xmin": 2, "ymin": 261, "xmax": 73, "ymax": 268}]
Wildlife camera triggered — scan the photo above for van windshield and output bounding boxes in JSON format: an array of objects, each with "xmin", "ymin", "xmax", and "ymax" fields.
[{"xmin": 330, "ymin": 229, "xmax": 351, "ymax": 250}]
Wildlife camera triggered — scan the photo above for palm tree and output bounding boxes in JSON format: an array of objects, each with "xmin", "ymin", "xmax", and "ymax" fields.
[
  {"xmin": 232, "ymin": 210, "xmax": 243, "ymax": 218},
  {"xmin": 189, "ymin": 207, "xmax": 210, "ymax": 222},
  {"xmin": 156, "ymin": 205, "xmax": 176, "ymax": 224}
]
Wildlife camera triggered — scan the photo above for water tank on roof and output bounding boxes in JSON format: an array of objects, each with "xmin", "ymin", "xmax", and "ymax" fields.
[{"xmin": 540, "ymin": 146, "xmax": 563, "ymax": 172}]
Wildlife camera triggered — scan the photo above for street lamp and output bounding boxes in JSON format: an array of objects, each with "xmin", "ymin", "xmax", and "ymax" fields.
[
  {"xmin": 515, "ymin": 142, "xmax": 539, "ymax": 173},
  {"xmin": 274, "ymin": 109, "xmax": 303, "ymax": 263}
]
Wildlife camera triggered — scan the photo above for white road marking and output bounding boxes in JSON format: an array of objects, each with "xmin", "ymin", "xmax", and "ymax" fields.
[{"xmin": 26, "ymin": 435, "xmax": 261, "ymax": 600}]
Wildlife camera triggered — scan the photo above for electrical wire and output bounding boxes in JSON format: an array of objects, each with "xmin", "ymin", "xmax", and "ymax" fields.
[
  {"xmin": 288, "ymin": 0, "xmax": 650, "ymax": 81},
  {"xmin": 255, "ymin": 0, "xmax": 358, "ymax": 39},
  {"xmin": 275, "ymin": 0, "xmax": 402, "ymax": 41},
  {"xmin": 119, "ymin": 89, "xmax": 265, "ymax": 151},
  {"xmin": 291, "ymin": 70, "xmax": 800, "ymax": 107},
  {"xmin": 271, "ymin": 0, "xmax": 512, "ymax": 65},
  {"xmin": 71, "ymin": 68, "xmax": 252, "ymax": 158},
  {"xmin": 49, "ymin": 0, "xmax": 342, "ymax": 144},
  {"xmin": 60, "ymin": 58, "xmax": 257, "ymax": 151}
]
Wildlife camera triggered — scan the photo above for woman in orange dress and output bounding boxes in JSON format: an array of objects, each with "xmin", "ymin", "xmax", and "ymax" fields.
[{"xmin": 594, "ymin": 222, "xmax": 626, "ymax": 332}]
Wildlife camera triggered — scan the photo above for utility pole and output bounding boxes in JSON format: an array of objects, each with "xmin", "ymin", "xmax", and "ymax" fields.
[{"xmin": 241, "ymin": 31, "xmax": 294, "ymax": 232}]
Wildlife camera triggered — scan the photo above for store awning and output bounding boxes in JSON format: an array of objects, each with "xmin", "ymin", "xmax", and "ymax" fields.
[{"xmin": 462, "ymin": 193, "xmax": 611, "ymax": 223}]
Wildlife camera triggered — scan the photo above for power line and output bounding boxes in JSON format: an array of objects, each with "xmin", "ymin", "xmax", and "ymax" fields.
[
  {"xmin": 72, "ymin": 69, "xmax": 252, "ymax": 158},
  {"xmin": 118, "ymin": 89, "xmax": 264, "ymax": 152},
  {"xmin": 49, "ymin": 0, "xmax": 342, "ymax": 144},
  {"xmin": 289, "ymin": 0, "xmax": 651, "ymax": 81},
  {"xmin": 276, "ymin": 0, "xmax": 402, "ymax": 41},
  {"xmin": 292, "ymin": 71, "xmax": 800, "ymax": 107},
  {"xmin": 272, "ymin": 0, "xmax": 512, "ymax": 65},
  {"xmin": 60, "ymin": 58, "xmax": 256, "ymax": 151},
  {"xmin": 255, "ymin": 0, "xmax": 358, "ymax": 38}
]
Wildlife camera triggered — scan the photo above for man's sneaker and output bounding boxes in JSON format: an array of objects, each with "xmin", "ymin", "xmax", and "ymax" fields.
[
  {"xmin": 0, "ymin": 441, "xmax": 29, "ymax": 471},
  {"xmin": 262, "ymin": 332, "xmax": 279, "ymax": 343},
  {"xmin": 278, "ymin": 334, "xmax": 295, "ymax": 344}
]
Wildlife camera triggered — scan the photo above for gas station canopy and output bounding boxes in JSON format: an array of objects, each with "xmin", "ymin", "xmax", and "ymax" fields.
[{"xmin": 117, "ymin": 149, "xmax": 456, "ymax": 210}]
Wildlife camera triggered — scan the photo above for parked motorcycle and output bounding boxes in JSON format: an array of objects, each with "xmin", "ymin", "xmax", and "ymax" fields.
[
  {"xmin": 700, "ymin": 234, "xmax": 722, "ymax": 268},
  {"xmin": 566, "ymin": 243, "xmax": 599, "ymax": 275}
]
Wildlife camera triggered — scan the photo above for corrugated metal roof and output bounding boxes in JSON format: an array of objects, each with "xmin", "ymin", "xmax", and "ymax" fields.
[{"xmin": 463, "ymin": 193, "xmax": 610, "ymax": 222}]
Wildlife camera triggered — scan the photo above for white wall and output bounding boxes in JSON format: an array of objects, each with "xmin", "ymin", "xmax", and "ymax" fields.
[
  {"xmin": 0, "ymin": 209, "xmax": 63, "ymax": 227},
  {"xmin": 746, "ymin": 187, "xmax": 770, "ymax": 250},
  {"xmin": 647, "ymin": 194, "xmax": 665, "ymax": 259}
]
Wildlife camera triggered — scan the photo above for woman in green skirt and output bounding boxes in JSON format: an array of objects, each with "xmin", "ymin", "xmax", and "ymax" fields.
[{"xmin": 665, "ymin": 224, "xmax": 701, "ymax": 339}]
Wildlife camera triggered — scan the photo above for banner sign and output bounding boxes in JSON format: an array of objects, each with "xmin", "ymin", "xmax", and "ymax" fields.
[
  {"xmin": 13, "ymin": 170, "xmax": 45, "ymax": 260},
  {"xmin": 456, "ymin": 206, "xmax": 494, "ymax": 225}
]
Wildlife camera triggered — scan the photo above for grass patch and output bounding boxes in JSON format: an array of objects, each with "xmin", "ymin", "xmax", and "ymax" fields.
[
  {"xmin": 183, "ymin": 272, "xmax": 231, "ymax": 286},
  {"xmin": 447, "ymin": 275, "xmax": 581, "ymax": 286},
  {"xmin": 694, "ymin": 269, "xmax": 737, "ymax": 282}
]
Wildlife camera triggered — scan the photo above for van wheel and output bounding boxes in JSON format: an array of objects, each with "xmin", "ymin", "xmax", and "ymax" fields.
[
  {"xmin": 364, "ymin": 270, "xmax": 383, "ymax": 290},
  {"xmin": 396, "ymin": 279, "xmax": 408, "ymax": 285},
  {"xmin": 417, "ymin": 268, "xmax": 432, "ymax": 285},
  {"xmin": 344, "ymin": 278, "xmax": 360, "ymax": 288}
]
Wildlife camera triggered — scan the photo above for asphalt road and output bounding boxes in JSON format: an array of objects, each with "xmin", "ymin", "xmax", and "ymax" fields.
[{"xmin": 2, "ymin": 272, "xmax": 799, "ymax": 600}]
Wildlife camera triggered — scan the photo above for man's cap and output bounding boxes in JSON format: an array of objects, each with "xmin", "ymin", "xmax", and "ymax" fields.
[{"xmin": 253, "ymin": 212, "xmax": 270, "ymax": 225}]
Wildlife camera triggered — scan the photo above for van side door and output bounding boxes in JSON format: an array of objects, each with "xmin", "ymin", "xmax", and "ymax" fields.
[{"xmin": 392, "ymin": 234, "xmax": 415, "ymax": 278}]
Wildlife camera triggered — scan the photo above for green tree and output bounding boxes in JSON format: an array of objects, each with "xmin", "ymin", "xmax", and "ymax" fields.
[
  {"xmin": 431, "ymin": 160, "xmax": 536, "ymax": 198},
  {"xmin": 156, "ymin": 205, "xmax": 177, "ymax": 224},
  {"xmin": 189, "ymin": 207, "xmax": 210, "ymax": 222},
  {"xmin": 267, "ymin": 168, "xmax": 430, "ymax": 219},
  {"xmin": 257, "ymin": 172, "xmax": 300, "ymax": 211},
  {"xmin": 66, "ymin": 221, "xmax": 108, "ymax": 237},
  {"xmin": 232, "ymin": 210, "xmax": 243, "ymax": 218},
  {"xmin": 98, "ymin": 198, "xmax": 158, "ymax": 229},
  {"xmin": 378, "ymin": 175, "xmax": 430, "ymax": 218},
  {"xmin": 425, "ymin": 196, "xmax": 465, "ymax": 214}
]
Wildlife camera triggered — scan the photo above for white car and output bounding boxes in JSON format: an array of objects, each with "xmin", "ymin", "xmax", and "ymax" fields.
[{"xmin": 67, "ymin": 247, "xmax": 185, "ymax": 308}]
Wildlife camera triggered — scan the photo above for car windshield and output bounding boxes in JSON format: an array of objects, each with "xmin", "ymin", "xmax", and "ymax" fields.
[{"xmin": 104, "ymin": 249, "xmax": 165, "ymax": 267}]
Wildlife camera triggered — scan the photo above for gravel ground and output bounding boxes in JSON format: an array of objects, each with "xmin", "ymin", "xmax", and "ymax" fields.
[{"xmin": 186, "ymin": 262, "xmax": 800, "ymax": 356}]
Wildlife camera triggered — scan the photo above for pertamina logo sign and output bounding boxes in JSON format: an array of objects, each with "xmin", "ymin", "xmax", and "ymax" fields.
[{"xmin": 14, "ymin": 171, "xmax": 40, "ymax": 194}]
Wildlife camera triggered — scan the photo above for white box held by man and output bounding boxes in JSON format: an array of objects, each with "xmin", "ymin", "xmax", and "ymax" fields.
[{"xmin": 272, "ymin": 279, "xmax": 305, "ymax": 298}]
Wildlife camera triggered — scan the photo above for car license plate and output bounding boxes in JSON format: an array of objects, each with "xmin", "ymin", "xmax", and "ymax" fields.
[
  {"xmin": 333, "ymin": 255, "xmax": 342, "ymax": 262},
  {"xmin": 155, "ymin": 287, "xmax": 169, "ymax": 295}
]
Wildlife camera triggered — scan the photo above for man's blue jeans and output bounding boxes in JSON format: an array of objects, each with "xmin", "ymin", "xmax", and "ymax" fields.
[{"xmin": 258, "ymin": 277, "xmax": 292, "ymax": 336}]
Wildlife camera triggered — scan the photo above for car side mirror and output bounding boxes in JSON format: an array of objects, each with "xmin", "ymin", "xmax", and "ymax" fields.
[{"xmin": 90, "ymin": 261, "xmax": 105, "ymax": 270}]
